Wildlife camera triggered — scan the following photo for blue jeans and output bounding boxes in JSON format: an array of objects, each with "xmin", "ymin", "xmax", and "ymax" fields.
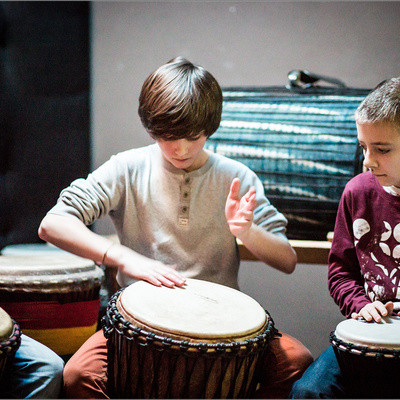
[
  {"xmin": 290, "ymin": 344, "xmax": 400, "ymax": 399},
  {"xmin": 289, "ymin": 345, "xmax": 346, "ymax": 399},
  {"xmin": 1, "ymin": 334, "xmax": 64, "ymax": 399}
]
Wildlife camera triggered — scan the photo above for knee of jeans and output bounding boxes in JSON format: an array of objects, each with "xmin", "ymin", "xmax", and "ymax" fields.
[
  {"xmin": 37, "ymin": 351, "xmax": 64, "ymax": 380},
  {"xmin": 290, "ymin": 378, "xmax": 313, "ymax": 399}
]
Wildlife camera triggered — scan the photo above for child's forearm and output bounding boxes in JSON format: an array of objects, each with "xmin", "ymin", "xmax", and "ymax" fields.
[
  {"xmin": 38, "ymin": 213, "xmax": 186, "ymax": 288},
  {"xmin": 38, "ymin": 213, "xmax": 115, "ymax": 264},
  {"xmin": 237, "ymin": 223, "xmax": 297, "ymax": 273}
]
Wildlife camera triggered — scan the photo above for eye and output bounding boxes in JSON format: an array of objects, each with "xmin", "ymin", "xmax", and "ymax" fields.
[{"xmin": 378, "ymin": 148, "xmax": 390, "ymax": 154}]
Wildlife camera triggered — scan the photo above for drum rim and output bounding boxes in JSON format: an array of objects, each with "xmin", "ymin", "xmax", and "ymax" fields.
[
  {"xmin": 118, "ymin": 279, "xmax": 268, "ymax": 341},
  {"xmin": 0, "ymin": 255, "xmax": 104, "ymax": 292},
  {"xmin": 103, "ymin": 288, "xmax": 277, "ymax": 356},
  {"xmin": 330, "ymin": 330, "xmax": 400, "ymax": 359},
  {"xmin": 0, "ymin": 319, "xmax": 22, "ymax": 357}
]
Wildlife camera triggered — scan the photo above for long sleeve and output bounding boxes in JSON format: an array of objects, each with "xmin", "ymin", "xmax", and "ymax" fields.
[{"xmin": 328, "ymin": 181, "xmax": 371, "ymax": 318}]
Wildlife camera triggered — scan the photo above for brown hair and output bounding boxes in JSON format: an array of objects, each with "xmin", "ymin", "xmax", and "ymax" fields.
[
  {"xmin": 138, "ymin": 57, "xmax": 223, "ymax": 141},
  {"xmin": 355, "ymin": 77, "xmax": 400, "ymax": 128}
]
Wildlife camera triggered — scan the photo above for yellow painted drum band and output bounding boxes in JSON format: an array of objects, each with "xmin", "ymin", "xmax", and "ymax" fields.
[
  {"xmin": 0, "ymin": 252, "xmax": 104, "ymax": 357},
  {"xmin": 23, "ymin": 322, "xmax": 98, "ymax": 356}
]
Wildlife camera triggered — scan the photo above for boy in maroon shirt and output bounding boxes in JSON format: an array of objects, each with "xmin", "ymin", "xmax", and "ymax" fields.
[{"xmin": 290, "ymin": 77, "xmax": 400, "ymax": 398}]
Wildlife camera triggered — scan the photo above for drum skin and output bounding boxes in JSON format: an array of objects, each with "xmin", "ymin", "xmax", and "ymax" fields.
[
  {"xmin": 0, "ymin": 251, "xmax": 104, "ymax": 357},
  {"xmin": 0, "ymin": 307, "xmax": 21, "ymax": 383},
  {"xmin": 103, "ymin": 279, "xmax": 276, "ymax": 399},
  {"xmin": 330, "ymin": 316, "xmax": 400, "ymax": 398}
]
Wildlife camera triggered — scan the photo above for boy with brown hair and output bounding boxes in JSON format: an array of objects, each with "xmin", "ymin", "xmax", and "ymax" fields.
[{"xmin": 39, "ymin": 56, "xmax": 312, "ymax": 398}]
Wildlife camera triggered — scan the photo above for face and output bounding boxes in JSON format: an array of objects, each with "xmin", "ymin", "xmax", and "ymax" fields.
[
  {"xmin": 357, "ymin": 122, "xmax": 400, "ymax": 187},
  {"xmin": 157, "ymin": 134, "xmax": 209, "ymax": 172}
]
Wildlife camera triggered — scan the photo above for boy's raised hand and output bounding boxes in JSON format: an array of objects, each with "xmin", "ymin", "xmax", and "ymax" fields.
[{"xmin": 225, "ymin": 178, "xmax": 257, "ymax": 239}]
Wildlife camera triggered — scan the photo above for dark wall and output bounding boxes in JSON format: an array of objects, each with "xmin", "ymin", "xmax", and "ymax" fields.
[{"xmin": 0, "ymin": 2, "xmax": 90, "ymax": 250}]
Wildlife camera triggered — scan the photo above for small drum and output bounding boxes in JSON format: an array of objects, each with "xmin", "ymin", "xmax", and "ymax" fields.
[
  {"xmin": 0, "ymin": 253, "xmax": 104, "ymax": 357},
  {"xmin": 330, "ymin": 316, "xmax": 400, "ymax": 398},
  {"xmin": 103, "ymin": 278, "xmax": 276, "ymax": 399},
  {"xmin": 0, "ymin": 307, "xmax": 21, "ymax": 383}
]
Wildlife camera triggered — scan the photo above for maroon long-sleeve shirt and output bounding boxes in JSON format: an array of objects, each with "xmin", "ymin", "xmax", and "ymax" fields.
[{"xmin": 328, "ymin": 171, "xmax": 400, "ymax": 318}]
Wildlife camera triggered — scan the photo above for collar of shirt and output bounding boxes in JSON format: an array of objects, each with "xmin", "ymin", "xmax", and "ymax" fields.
[{"xmin": 383, "ymin": 185, "xmax": 400, "ymax": 196}]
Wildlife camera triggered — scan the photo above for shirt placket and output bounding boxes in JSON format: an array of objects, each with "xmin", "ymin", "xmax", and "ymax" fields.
[{"xmin": 178, "ymin": 175, "xmax": 191, "ymax": 227}]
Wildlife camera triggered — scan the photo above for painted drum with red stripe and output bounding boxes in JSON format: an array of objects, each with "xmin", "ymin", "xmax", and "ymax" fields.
[{"xmin": 0, "ymin": 252, "xmax": 104, "ymax": 357}]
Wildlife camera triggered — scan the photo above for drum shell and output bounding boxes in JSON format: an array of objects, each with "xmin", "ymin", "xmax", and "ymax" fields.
[
  {"xmin": 0, "ymin": 251, "xmax": 104, "ymax": 357},
  {"xmin": 330, "ymin": 331, "xmax": 400, "ymax": 398},
  {"xmin": 103, "ymin": 285, "xmax": 276, "ymax": 399}
]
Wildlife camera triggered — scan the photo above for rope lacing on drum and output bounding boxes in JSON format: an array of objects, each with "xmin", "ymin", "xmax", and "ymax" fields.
[
  {"xmin": 179, "ymin": 340, "xmax": 190, "ymax": 353},
  {"xmin": 0, "ymin": 321, "xmax": 21, "ymax": 356},
  {"xmin": 103, "ymin": 288, "xmax": 277, "ymax": 359},
  {"xmin": 104, "ymin": 288, "xmax": 279, "ymax": 399},
  {"xmin": 161, "ymin": 337, "xmax": 173, "ymax": 349},
  {"xmin": 330, "ymin": 330, "xmax": 400, "ymax": 361}
]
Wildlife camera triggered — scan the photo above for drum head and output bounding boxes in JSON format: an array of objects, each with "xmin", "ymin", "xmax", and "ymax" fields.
[
  {"xmin": 0, "ymin": 254, "xmax": 104, "ymax": 292},
  {"xmin": 334, "ymin": 316, "xmax": 400, "ymax": 350},
  {"xmin": 118, "ymin": 278, "xmax": 267, "ymax": 342}
]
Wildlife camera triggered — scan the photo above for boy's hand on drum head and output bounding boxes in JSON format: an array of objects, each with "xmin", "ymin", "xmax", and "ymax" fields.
[
  {"xmin": 351, "ymin": 301, "xmax": 394, "ymax": 322},
  {"xmin": 110, "ymin": 245, "xmax": 186, "ymax": 288},
  {"xmin": 225, "ymin": 178, "xmax": 257, "ymax": 239},
  {"xmin": 137, "ymin": 263, "xmax": 186, "ymax": 288},
  {"xmin": 141, "ymin": 264, "xmax": 186, "ymax": 288}
]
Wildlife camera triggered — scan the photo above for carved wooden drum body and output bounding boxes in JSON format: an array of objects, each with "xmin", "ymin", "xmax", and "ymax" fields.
[
  {"xmin": 330, "ymin": 316, "xmax": 400, "ymax": 398},
  {"xmin": 103, "ymin": 279, "xmax": 276, "ymax": 399}
]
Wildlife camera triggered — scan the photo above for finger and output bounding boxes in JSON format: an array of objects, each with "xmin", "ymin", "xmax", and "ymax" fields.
[
  {"xmin": 362, "ymin": 307, "xmax": 381, "ymax": 323},
  {"xmin": 142, "ymin": 275, "xmax": 163, "ymax": 287},
  {"xmin": 155, "ymin": 274, "xmax": 176, "ymax": 288},
  {"xmin": 228, "ymin": 178, "xmax": 241, "ymax": 200},
  {"xmin": 351, "ymin": 312, "xmax": 360, "ymax": 320},
  {"xmin": 228, "ymin": 219, "xmax": 252, "ymax": 226},
  {"xmin": 158, "ymin": 264, "xmax": 185, "ymax": 279},
  {"xmin": 244, "ymin": 186, "xmax": 256, "ymax": 202},
  {"xmin": 373, "ymin": 301, "xmax": 390, "ymax": 317},
  {"xmin": 385, "ymin": 301, "xmax": 394, "ymax": 315},
  {"xmin": 161, "ymin": 269, "xmax": 186, "ymax": 286}
]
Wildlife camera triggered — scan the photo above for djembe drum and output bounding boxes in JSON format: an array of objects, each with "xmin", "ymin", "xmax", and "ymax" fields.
[
  {"xmin": 0, "ymin": 307, "xmax": 21, "ymax": 383},
  {"xmin": 0, "ymin": 253, "xmax": 104, "ymax": 357},
  {"xmin": 330, "ymin": 316, "xmax": 400, "ymax": 398},
  {"xmin": 103, "ymin": 279, "xmax": 276, "ymax": 399}
]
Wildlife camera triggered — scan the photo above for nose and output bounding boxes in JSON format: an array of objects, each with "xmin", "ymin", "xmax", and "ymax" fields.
[
  {"xmin": 174, "ymin": 139, "xmax": 189, "ymax": 156},
  {"xmin": 363, "ymin": 148, "xmax": 377, "ymax": 170}
]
